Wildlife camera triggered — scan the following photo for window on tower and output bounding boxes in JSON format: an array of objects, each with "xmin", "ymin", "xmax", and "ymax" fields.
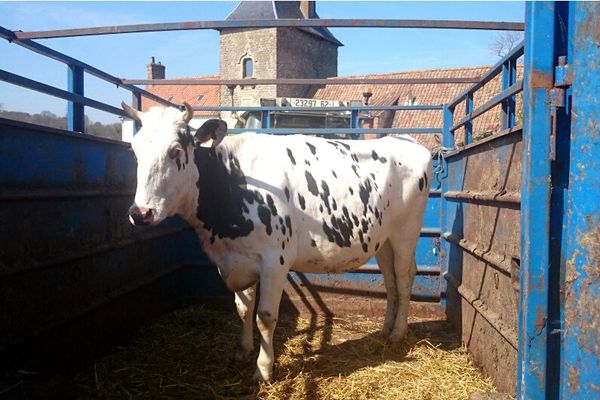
[{"xmin": 243, "ymin": 58, "xmax": 253, "ymax": 78}]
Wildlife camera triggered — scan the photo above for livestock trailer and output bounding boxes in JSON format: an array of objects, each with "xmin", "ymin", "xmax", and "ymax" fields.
[{"xmin": 0, "ymin": 2, "xmax": 598, "ymax": 398}]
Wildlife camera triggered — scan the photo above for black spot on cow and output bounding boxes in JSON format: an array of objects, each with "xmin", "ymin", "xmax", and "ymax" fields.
[
  {"xmin": 351, "ymin": 153, "xmax": 359, "ymax": 162},
  {"xmin": 284, "ymin": 216, "xmax": 292, "ymax": 237},
  {"xmin": 320, "ymin": 180, "xmax": 332, "ymax": 215},
  {"xmin": 349, "ymin": 187, "xmax": 354, "ymax": 195},
  {"xmin": 310, "ymin": 239, "xmax": 317, "ymax": 247},
  {"xmin": 284, "ymin": 187, "xmax": 290, "ymax": 202},
  {"xmin": 319, "ymin": 204, "xmax": 324, "ymax": 213},
  {"xmin": 352, "ymin": 213, "xmax": 360, "ymax": 227},
  {"xmin": 322, "ymin": 212, "xmax": 353, "ymax": 248},
  {"xmin": 306, "ymin": 142, "xmax": 317, "ymax": 155},
  {"xmin": 419, "ymin": 177, "xmax": 424, "ymax": 191},
  {"xmin": 175, "ymin": 158, "xmax": 182, "ymax": 171},
  {"xmin": 332, "ymin": 170, "xmax": 337, "ymax": 178},
  {"xmin": 210, "ymin": 236, "xmax": 215, "ymax": 244},
  {"xmin": 424, "ymin": 172, "xmax": 428, "ymax": 188},
  {"xmin": 267, "ymin": 194, "xmax": 278, "ymax": 216},
  {"xmin": 358, "ymin": 179, "xmax": 373, "ymax": 216},
  {"xmin": 371, "ymin": 150, "xmax": 388, "ymax": 164},
  {"xmin": 332, "ymin": 198, "xmax": 338, "ymax": 211},
  {"xmin": 305, "ymin": 171, "xmax": 319, "ymax": 196},
  {"xmin": 370, "ymin": 173, "xmax": 376, "ymax": 180},
  {"xmin": 335, "ymin": 141, "xmax": 351, "ymax": 151},
  {"xmin": 257, "ymin": 206, "xmax": 272, "ymax": 235},
  {"xmin": 275, "ymin": 225, "xmax": 279, "ymax": 231},
  {"xmin": 305, "ymin": 159, "xmax": 311, "ymax": 166},
  {"xmin": 351, "ymin": 164, "xmax": 360, "ymax": 178},
  {"xmin": 286, "ymin": 148, "xmax": 296, "ymax": 165},
  {"xmin": 280, "ymin": 256, "xmax": 284, "ymax": 265},
  {"xmin": 362, "ymin": 243, "xmax": 368, "ymax": 253},
  {"xmin": 361, "ymin": 219, "xmax": 369, "ymax": 233},
  {"xmin": 253, "ymin": 190, "xmax": 264, "ymax": 204},
  {"xmin": 195, "ymin": 148, "xmax": 262, "ymax": 239},
  {"xmin": 375, "ymin": 242, "xmax": 380, "ymax": 252},
  {"xmin": 282, "ymin": 241, "xmax": 285, "ymax": 250},
  {"xmin": 298, "ymin": 194, "xmax": 306, "ymax": 210},
  {"xmin": 326, "ymin": 140, "xmax": 349, "ymax": 156}
]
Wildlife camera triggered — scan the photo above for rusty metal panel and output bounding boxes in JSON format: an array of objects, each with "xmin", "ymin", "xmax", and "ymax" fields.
[{"xmin": 444, "ymin": 129, "xmax": 522, "ymax": 394}]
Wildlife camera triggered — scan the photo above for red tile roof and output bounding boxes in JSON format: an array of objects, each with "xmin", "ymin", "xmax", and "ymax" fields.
[
  {"xmin": 143, "ymin": 65, "xmax": 523, "ymax": 149},
  {"xmin": 142, "ymin": 75, "xmax": 220, "ymax": 116}
]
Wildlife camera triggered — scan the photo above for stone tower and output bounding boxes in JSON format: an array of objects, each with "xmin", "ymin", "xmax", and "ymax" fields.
[{"xmin": 219, "ymin": 1, "xmax": 342, "ymax": 109}]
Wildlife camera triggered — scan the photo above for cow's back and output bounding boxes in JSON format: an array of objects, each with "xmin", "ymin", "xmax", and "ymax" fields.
[{"xmin": 212, "ymin": 134, "xmax": 431, "ymax": 274}]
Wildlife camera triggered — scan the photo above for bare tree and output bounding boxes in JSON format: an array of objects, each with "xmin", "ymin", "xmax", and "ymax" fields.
[{"xmin": 489, "ymin": 32, "xmax": 524, "ymax": 58}]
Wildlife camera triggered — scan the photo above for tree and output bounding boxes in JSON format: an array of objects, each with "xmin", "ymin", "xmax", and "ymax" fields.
[{"xmin": 489, "ymin": 32, "xmax": 524, "ymax": 58}]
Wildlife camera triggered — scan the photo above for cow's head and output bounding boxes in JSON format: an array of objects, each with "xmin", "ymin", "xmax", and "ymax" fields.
[{"xmin": 122, "ymin": 102, "xmax": 227, "ymax": 226}]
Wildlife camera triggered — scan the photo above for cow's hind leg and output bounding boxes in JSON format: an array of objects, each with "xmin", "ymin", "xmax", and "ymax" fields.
[
  {"xmin": 375, "ymin": 240, "xmax": 398, "ymax": 338},
  {"xmin": 234, "ymin": 284, "xmax": 257, "ymax": 361},
  {"xmin": 254, "ymin": 267, "xmax": 288, "ymax": 382},
  {"xmin": 389, "ymin": 238, "xmax": 417, "ymax": 342}
]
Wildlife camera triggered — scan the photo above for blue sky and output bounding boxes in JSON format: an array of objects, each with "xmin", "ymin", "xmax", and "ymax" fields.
[{"xmin": 0, "ymin": 1, "xmax": 524, "ymax": 124}]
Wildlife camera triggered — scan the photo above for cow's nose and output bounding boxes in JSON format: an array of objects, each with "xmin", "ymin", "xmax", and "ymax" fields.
[{"xmin": 128, "ymin": 205, "xmax": 154, "ymax": 225}]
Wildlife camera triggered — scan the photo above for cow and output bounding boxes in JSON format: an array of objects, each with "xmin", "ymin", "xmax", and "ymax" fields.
[{"xmin": 122, "ymin": 101, "xmax": 432, "ymax": 382}]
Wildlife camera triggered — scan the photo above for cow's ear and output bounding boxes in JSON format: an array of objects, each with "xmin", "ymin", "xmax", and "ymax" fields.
[{"xmin": 195, "ymin": 119, "xmax": 228, "ymax": 147}]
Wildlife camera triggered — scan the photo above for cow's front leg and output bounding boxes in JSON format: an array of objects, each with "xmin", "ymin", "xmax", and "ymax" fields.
[
  {"xmin": 234, "ymin": 284, "xmax": 257, "ymax": 361},
  {"xmin": 253, "ymin": 267, "xmax": 288, "ymax": 383}
]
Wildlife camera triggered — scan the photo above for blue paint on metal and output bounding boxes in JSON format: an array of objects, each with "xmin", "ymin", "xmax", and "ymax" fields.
[
  {"xmin": 559, "ymin": 2, "xmax": 600, "ymax": 398},
  {"xmin": 228, "ymin": 128, "xmax": 442, "ymax": 135},
  {"xmin": 350, "ymin": 109, "xmax": 359, "ymax": 129},
  {"xmin": 518, "ymin": 2, "xmax": 556, "ymax": 398},
  {"xmin": 501, "ymin": 59, "xmax": 517, "ymax": 130},
  {"xmin": 261, "ymin": 110, "xmax": 271, "ymax": 129},
  {"xmin": 464, "ymin": 93, "xmax": 473, "ymax": 144},
  {"xmin": 193, "ymin": 105, "xmax": 444, "ymax": 112},
  {"xmin": 67, "ymin": 64, "xmax": 85, "ymax": 133}
]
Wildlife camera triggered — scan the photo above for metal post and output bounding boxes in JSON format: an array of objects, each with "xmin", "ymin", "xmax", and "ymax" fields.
[
  {"xmin": 518, "ymin": 2, "xmax": 556, "ymax": 398},
  {"xmin": 560, "ymin": 2, "xmax": 600, "ymax": 398},
  {"xmin": 464, "ymin": 94, "xmax": 473, "ymax": 144},
  {"xmin": 67, "ymin": 64, "xmax": 84, "ymax": 133},
  {"xmin": 350, "ymin": 109, "xmax": 359, "ymax": 129},
  {"xmin": 439, "ymin": 105, "xmax": 454, "ymax": 310},
  {"xmin": 261, "ymin": 110, "xmax": 271, "ymax": 129},
  {"xmin": 132, "ymin": 92, "xmax": 142, "ymax": 133},
  {"xmin": 502, "ymin": 60, "xmax": 517, "ymax": 130}
]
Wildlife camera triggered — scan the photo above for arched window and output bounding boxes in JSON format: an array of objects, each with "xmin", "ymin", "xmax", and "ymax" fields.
[{"xmin": 243, "ymin": 58, "xmax": 253, "ymax": 78}]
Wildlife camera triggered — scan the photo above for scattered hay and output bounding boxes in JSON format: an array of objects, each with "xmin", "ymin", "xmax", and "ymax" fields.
[{"xmin": 75, "ymin": 305, "xmax": 495, "ymax": 399}]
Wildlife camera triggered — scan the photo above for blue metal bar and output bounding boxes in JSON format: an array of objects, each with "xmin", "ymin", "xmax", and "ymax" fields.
[
  {"xmin": 126, "ymin": 77, "xmax": 481, "ymax": 86},
  {"xmin": 439, "ymin": 105, "xmax": 455, "ymax": 311},
  {"xmin": 192, "ymin": 105, "xmax": 444, "ymax": 112},
  {"xmin": 0, "ymin": 26, "xmax": 175, "ymax": 108},
  {"xmin": 0, "ymin": 68, "xmax": 126, "ymax": 117},
  {"xmin": 228, "ymin": 128, "xmax": 441, "ymax": 135},
  {"xmin": 518, "ymin": 2, "xmax": 556, "ymax": 398},
  {"xmin": 13, "ymin": 19, "xmax": 525, "ymax": 40},
  {"xmin": 560, "ymin": 3, "xmax": 600, "ymax": 398},
  {"xmin": 450, "ymin": 80, "xmax": 523, "ymax": 132},
  {"xmin": 464, "ymin": 94, "xmax": 473, "ymax": 144},
  {"xmin": 261, "ymin": 110, "xmax": 271, "ymax": 129},
  {"xmin": 67, "ymin": 64, "xmax": 84, "ymax": 133},
  {"xmin": 501, "ymin": 60, "xmax": 517, "ymax": 130},
  {"xmin": 350, "ymin": 109, "xmax": 359, "ymax": 129},
  {"xmin": 448, "ymin": 42, "xmax": 524, "ymax": 109}
]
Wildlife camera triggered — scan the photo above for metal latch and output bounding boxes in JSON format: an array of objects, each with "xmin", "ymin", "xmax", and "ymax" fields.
[{"xmin": 550, "ymin": 56, "xmax": 572, "ymax": 161}]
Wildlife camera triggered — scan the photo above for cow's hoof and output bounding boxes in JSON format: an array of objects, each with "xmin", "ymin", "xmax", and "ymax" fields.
[
  {"xmin": 234, "ymin": 347, "xmax": 253, "ymax": 362},
  {"xmin": 253, "ymin": 368, "xmax": 272, "ymax": 383},
  {"xmin": 387, "ymin": 329, "xmax": 408, "ymax": 343}
]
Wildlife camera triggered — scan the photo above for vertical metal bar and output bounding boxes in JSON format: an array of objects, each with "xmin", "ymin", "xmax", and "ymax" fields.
[
  {"xmin": 351, "ymin": 109, "xmax": 359, "ymax": 129},
  {"xmin": 261, "ymin": 110, "xmax": 271, "ymax": 129},
  {"xmin": 508, "ymin": 58, "xmax": 517, "ymax": 128},
  {"xmin": 518, "ymin": 2, "xmax": 556, "ymax": 398},
  {"xmin": 67, "ymin": 64, "xmax": 84, "ymax": 133},
  {"xmin": 439, "ymin": 105, "xmax": 454, "ymax": 311},
  {"xmin": 464, "ymin": 94, "xmax": 473, "ymax": 144},
  {"xmin": 560, "ymin": 2, "xmax": 600, "ymax": 398}
]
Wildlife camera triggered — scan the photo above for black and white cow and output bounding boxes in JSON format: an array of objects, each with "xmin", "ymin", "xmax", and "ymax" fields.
[{"xmin": 122, "ymin": 102, "xmax": 432, "ymax": 382}]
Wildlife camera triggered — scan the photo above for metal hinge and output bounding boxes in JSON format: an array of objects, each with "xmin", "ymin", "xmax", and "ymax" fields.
[{"xmin": 550, "ymin": 56, "xmax": 572, "ymax": 161}]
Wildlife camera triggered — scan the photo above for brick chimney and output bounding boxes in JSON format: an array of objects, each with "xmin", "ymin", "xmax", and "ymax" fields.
[
  {"xmin": 300, "ymin": 0, "xmax": 316, "ymax": 19},
  {"xmin": 147, "ymin": 56, "xmax": 165, "ymax": 79}
]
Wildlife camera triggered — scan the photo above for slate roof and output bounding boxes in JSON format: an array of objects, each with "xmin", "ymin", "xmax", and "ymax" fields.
[{"xmin": 225, "ymin": 1, "xmax": 343, "ymax": 46}]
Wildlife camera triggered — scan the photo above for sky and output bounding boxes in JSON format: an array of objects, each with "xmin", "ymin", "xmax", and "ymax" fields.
[{"xmin": 0, "ymin": 1, "xmax": 525, "ymax": 124}]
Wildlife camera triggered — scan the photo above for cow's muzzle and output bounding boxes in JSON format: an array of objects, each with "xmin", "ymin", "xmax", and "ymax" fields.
[{"xmin": 128, "ymin": 204, "xmax": 155, "ymax": 226}]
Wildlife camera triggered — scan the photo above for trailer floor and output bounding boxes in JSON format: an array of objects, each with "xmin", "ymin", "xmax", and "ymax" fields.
[{"xmin": 68, "ymin": 304, "xmax": 495, "ymax": 400}]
